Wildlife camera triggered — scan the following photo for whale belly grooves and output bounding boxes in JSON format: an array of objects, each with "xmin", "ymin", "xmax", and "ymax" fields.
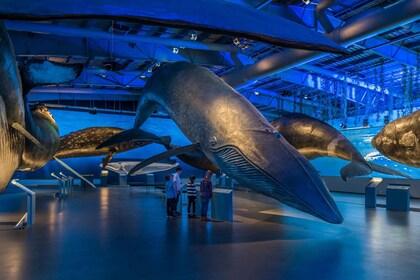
[{"xmin": 212, "ymin": 145, "xmax": 334, "ymax": 222}]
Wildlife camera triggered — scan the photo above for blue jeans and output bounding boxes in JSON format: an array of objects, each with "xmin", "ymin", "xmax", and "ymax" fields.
[{"xmin": 201, "ymin": 196, "xmax": 210, "ymax": 217}]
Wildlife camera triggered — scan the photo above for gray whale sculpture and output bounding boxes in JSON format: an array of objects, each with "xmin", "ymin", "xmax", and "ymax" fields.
[
  {"xmin": 372, "ymin": 110, "xmax": 420, "ymax": 168},
  {"xmin": 271, "ymin": 113, "xmax": 412, "ymax": 180},
  {"xmin": 106, "ymin": 62, "xmax": 343, "ymax": 223},
  {"xmin": 55, "ymin": 127, "xmax": 171, "ymax": 167}
]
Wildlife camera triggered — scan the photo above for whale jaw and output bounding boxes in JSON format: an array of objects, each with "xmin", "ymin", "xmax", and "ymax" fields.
[{"xmin": 212, "ymin": 144, "xmax": 343, "ymax": 224}]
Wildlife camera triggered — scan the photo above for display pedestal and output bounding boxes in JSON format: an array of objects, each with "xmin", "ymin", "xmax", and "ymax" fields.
[
  {"xmin": 100, "ymin": 170, "xmax": 108, "ymax": 186},
  {"xmin": 386, "ymin": 185, "xmax": 410, "ymax": 211},
  {"xmin": 365, "ymin": 185, "xmax": 377, "ymax": 208},
  {"xmin": 81, "ymin": 174, "xmax": 94, "ymax": 190},
  {"xmin": 211, "ymin": 188, "xmax": 233, "ymax": 222},
  {"xmin": 119, "ymin": 174, "xmax": 128, "ymax": 186}
]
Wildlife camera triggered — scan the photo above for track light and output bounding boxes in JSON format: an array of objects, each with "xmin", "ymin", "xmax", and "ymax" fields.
[{"xmin": 302, "ymin": 0, "xmax": 311, "ymax": 5}]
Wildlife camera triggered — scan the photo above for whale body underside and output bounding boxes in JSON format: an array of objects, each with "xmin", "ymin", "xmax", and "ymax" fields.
[{"xmin": 102, "ymin": 62, "xmax": 343, "ymax": 223}]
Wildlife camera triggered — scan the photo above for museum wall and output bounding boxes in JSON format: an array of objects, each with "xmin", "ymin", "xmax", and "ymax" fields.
[{"xmin": 12, "ymin": 109, "xmax": 420, "ymax": 182}]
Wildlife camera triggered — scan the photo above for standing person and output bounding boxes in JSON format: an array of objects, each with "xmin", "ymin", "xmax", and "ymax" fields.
[
  {"xmin": 200, "ymin": 170, "xmax": 213, "ymax": 221},
  {"xmin": 165, "ymin": 174, "xmax": 177, "ymax": 218},
  {"xmin": 173, "ymin": 167, "xmax": 183, "ymax": 215},
  {"xmin": 187, "ymin": 175, "xmax": 197, "ymax": 218}
]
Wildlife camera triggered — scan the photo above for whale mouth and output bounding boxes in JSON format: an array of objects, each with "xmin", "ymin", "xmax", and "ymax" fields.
[{"xmin": 211, "ymin": 145, "xmax": 343, "ymax": 224}]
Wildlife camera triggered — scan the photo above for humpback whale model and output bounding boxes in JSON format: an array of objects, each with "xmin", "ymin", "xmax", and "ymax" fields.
[
  {"xmin": 0, "ymin": 0, "xmax": 346, "ymax": 54},
  {"xmin": 104, "ymin": 62, "xmax": 343, "ymax": 224},
  {"xmin": 372, "ymin": 110, "xmax": 420, "ymax": 168},
  {"xmin": 55, "ymin": 127, "xmax": 171, "ymax": 167},
  {"xmin": 270, "ymin": 113, "xmax": 412, "ymax": 180}
]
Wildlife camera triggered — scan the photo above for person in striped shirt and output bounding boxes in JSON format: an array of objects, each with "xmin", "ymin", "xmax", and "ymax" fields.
[{"xmin": 187, "ymin": 175, "xmax": 197, "ymax": 218}]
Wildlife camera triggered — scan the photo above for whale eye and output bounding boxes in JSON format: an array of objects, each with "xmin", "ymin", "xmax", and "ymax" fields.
[{"xmin": 209, "ymin": 136, "xmax": 217, "ymax": 146}]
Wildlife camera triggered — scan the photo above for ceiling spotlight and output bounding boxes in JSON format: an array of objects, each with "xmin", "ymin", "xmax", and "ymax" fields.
[
  {"xmin": 233, "ymin": 38, "xmax": 240, "ymax": 46},
  {"xmin": 140, "ymin": 75, "xmax": 146, "ymax": 79},
  {"xmin": 156, "ymin": 62, "xmax": 161, "ymax": 67},
  {"xmin": 254, "ymin": 91, "xmax": 260, "ymax": 96},
  {"xmin": 302, "ymin": 0, "xmax": 311, "ymax": 5},
  {"xmin": 190, "ymin": 32, "xmax": 197, "ymax": 41},
  {"xmin": 172, "ymin": 47, "xmax": 179, "ymax": 54}
]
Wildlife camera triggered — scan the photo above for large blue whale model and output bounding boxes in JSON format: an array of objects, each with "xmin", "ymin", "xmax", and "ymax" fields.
[
  {"xmin": 107, "ymin": 62, "xmax": 343, "ymax": 224},
  {"xmin": 372, "ymin": 110, "xmax": 420, "ymax": 168},
  {"xmin": 0, "ymin": 0, "xmax": 346, "ymax": 54},
  {"xmin": 271, "ymin": 113, "xmax": 412, "ymax": 180}
]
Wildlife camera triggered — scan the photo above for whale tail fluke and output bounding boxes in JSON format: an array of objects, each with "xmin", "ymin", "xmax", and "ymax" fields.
[
  {"xmin": 340, "ymin": 158, "xmax": 373, "ymax": 181},
  {"xmin": 369, "ymin": 163, "xmax": 413, "ymax": 179}
]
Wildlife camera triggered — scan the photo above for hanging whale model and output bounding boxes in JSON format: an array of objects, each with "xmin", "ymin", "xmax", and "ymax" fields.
[
  {"xmin": 55, "ymin": 127, "xmax": 171, "ymax": 167},
  {"xmin": 0, "ymin": 0, "xmax": 346, "ymax": 54},
  {"xmin": 0, "ymin": 21, "xmax": 25, "ymax": 192},
  {"xmin": 0, "ymin": 21, "xmax": 98, "ymax": 192},
  {"xmin": 372, "ymin": 110, "xmax": 420, "ymax": 168},
  {"xmin": 103, "ymin": 62, "xmax": 343, "ymax": 224},
  {"xmin": 270, "ymin": 113, "xmax": 412, "ymax": 180}
]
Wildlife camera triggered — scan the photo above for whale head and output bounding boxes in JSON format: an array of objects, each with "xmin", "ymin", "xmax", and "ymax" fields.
[{"xmin": 207, "ymin": 126, "xmax": 343, "ymax": 224}]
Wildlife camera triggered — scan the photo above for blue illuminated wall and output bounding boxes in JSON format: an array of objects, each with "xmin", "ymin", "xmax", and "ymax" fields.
[
  {"xmin": 13, "ymin": 109, "xmax": 419, "ymax": 182},
  {"xmin": 13, "ymin": 109, "xmax": 205, "ymax": 182}
]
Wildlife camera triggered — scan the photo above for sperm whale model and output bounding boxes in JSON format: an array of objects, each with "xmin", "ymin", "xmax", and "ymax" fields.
[
  {"xmin": 55, "ymin": 127, "xmax": 171, "ymax": 167},
  {"xmin": 271, "ymin": 113, "xmax": 412, "ymax": 180},
  {"xmin": 104, "ymin": 62, "xmax": 343, "ymax": 224},
  {"xmin": 372, "ymin": 110, "xmax": 420, "ymax": 168}
]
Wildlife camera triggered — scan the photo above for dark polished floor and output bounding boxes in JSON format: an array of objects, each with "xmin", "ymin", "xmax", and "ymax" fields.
[{"xmin": 1, "ymin": 186, "xmax": 420, "ymax": 280}]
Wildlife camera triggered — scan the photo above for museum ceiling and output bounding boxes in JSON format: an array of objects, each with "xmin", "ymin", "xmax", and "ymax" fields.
[{"xmin": 2, "ymin": 0, "xmax": 419, "ymax": 123}]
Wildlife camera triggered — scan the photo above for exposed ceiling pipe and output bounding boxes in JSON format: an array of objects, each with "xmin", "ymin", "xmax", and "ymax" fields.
[
  {"xmin": 4, "ymin": 20, "xmax": 241, "ymax": 53},
  {"xmin": 222, "ymin": 0, "xmax": 420, "ymax": 87},
  {"xmin": 255, "ymin": 0, "xmax": 273, "ymax": 10},
  {"xmin": 315, "ymin": 0, "xmax": 337, "ymax": 33}
]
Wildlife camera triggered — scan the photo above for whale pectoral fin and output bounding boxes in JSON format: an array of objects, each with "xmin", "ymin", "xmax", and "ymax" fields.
[
  {"xmin": 95, "ymin": 128, "xmax": 162, "ymax": 150},
  {"xmin": 128, "ymin": 143, "xmax": 201, "ymax": 175},
  {"xmin": 102, "ymin": 151, "xmax": 116, "ymax": 169},
  {"xmin": 370, "ymin": 163, "xmax": 413, "ymax": 179},
  {"xmin": 53, "ymin": 156, "xmax": 96, "ymax": 189},
  {"xmin": 160, "ymin": 136, "xmax": 172, "ymax": 146},
  {"xmin": 11, "ymin": 122, "xmax": 46, "ymax": 151},
  {"xmin": 340, "ymin": 159, "xmax": 373, "ymax": 181}
]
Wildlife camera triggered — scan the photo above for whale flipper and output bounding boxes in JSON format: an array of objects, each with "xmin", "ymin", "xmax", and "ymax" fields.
[
  {"xmin": 340, "ymin": 157, "xmax": 373, "ymax": 181},
  {"xmin": 370, "ymin": 163, "xmax": 413, "ymax": 179},
  {"xmin": 102, "ymin": 151, "xmax": 117, "ymax": 169},
  {"xmin": 128, "ymin": 143, "xmax": 201, "ymax": 175},
  {"xmin": 11, "ymin": 122, "xmax": 45, "ymax": 151},
  {"xmin": 95, "ymin": 128, "xmax": 169, "ymax": 149}
]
